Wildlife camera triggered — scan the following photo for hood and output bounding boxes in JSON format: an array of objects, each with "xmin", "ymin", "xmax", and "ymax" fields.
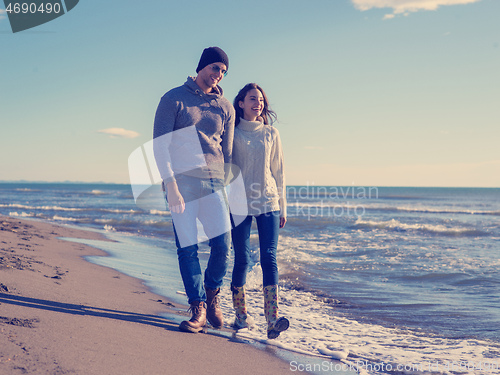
[{"xmin": 183, "ymin": 76, "xmax": 224, "ymax": 98}]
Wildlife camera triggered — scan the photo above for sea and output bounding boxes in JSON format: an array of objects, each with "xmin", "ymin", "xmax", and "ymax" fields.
[{"xmin": 1, "ymin": 182, "xmax": 499, "ymax": 374}]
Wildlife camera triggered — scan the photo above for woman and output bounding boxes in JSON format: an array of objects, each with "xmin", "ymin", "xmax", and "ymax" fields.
[{"xmin": 230, "ymin": 83, "xmax": 289, "ymax": 339}]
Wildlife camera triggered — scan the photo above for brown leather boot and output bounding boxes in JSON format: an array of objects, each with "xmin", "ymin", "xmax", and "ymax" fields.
[
  {"xmin": 205, "ymin": 287, "xmax": 223, "ymax": 329},
  {"xmin": 179, "ymin": 301, "xmax": 206, "ymax": 333}
]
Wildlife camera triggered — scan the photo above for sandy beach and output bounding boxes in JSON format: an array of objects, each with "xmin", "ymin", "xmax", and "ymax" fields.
[{"xmin": 0, "ymin": 215, "xmax": 293, "ymax": 374}]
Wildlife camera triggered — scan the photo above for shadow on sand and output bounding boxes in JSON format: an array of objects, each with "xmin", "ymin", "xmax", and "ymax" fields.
[{"xmin": 0, "ymin": 292, "xmax": 180, "ymax": 331}]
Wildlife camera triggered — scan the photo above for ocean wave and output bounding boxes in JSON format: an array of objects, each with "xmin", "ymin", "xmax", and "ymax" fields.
[
  {"xmin": 149, "ymin": 209, "xmax": 170, "ymax": 216},
  {"xmin": 94, "ymin": 218, "xmax": 140, "ymax": 226},
  {"xmin": 142, "ymin": 219, "xmax": 173, "ymax": 228},
  {"xmin": 354, "ymin": 218, "xmax": 487, "ymax": 236},
  {"xmin": 8, "ymin": 211, "xmax": 35, "ymax": 218},
  {"xmin": 52, "ymin": 215, "xmax": 82, "ymax": 222},
  {"xmin": 91, "ymin": 190, "xmax": 108, "ymax": 195},
  {"xmin": 0, "ymin": 203, "xmax": 141, "ymax": 215},
  {"xmin": 1, "ymin": 203, "xmax": 84, "ymax": 212},
  {"xmin": 101, "ymin": 208, "xmax": 141, "ymax": 214},
  {"xmin": 286, "ymin": 201, "xmax": 500, "ymax": 216},
  {"xmin": 93, "ymin": 218, "xmax": 172, "ymax": 228},
  {"xmin": 70, "ymin": 189, "xmax": 118, "ymax": 197},
  {"xmin": 377, "ymin": 205, "xmax": 500, "ymax": 216}
]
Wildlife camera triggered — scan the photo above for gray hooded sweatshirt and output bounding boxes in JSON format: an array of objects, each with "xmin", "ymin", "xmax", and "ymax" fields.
[{"xmin": 153, "ymin": 77, "xmax": 235, "ymax": 182}]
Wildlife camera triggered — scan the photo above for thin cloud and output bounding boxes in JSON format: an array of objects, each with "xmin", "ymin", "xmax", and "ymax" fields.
[
  {"xmin": 0, "ymin": 8, "xmax": 6, "ymax": 20},
  {"xmin": 98, "ymin": 128, "xmax": 140, "ymax": 139},
  {"xmin": 351, "ymin": 0, "xmax": 482, "ymax": 18}
]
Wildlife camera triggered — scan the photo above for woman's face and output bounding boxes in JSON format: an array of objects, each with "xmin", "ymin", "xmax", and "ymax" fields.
[{"xmin": 239, "ymin": 88, "xmax": 264, "ymax": 121}]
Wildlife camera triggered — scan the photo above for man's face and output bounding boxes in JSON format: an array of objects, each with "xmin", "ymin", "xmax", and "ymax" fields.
[{"xmin": 197, "ymin": 62, "xmax": 227, "ymax": 93}]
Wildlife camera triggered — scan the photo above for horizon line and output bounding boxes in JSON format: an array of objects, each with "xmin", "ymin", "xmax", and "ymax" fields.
[{"xmin": 0, "ymin": 180, "xmax": 498, "ymax": 189}]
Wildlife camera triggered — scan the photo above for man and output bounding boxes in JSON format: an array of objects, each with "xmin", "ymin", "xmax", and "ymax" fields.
[{"xmin": 153, "ymin": 47, "xmax": 235, "ymax": 333}]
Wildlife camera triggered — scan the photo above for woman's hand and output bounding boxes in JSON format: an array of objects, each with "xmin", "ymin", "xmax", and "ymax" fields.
[
  {"xmin": 279, "ymin": 216, "xmax": 287, "ymax": 228},
  {"xmin": 165, "ymin": 181, "xmax": 185, "ymax": 214}
]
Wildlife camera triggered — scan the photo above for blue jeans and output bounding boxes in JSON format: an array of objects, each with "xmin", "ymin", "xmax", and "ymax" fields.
[
  {"xmin": 169, "ymin": 175, "xmax": 231, "ymax": 304},
  {"xmin": 231, "ymin": 211, "xmax": 280, "ymax": 288}
]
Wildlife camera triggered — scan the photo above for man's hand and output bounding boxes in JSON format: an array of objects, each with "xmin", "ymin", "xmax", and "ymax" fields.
[{"xmin": 165, "ymin": 181, "xmax": 185, "ymax": 214}]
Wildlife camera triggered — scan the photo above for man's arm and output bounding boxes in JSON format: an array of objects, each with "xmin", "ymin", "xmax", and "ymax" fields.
[
  {"xmin": 153, "ymin": 94, "xmax": 185, "ymax": 213},
  {"xmin": 153, "ymin": 94, "xmax": 178, "ymax": 183}
]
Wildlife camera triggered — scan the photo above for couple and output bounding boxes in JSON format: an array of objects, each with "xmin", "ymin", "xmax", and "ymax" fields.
[{"xmin": 153, "ymin": 47, "xmax": 288, "ymax": 339}]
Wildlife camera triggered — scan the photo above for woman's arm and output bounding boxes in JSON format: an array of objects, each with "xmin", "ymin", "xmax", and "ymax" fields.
[{"xmin": 270, "ymin": 128, "xmax": 286, "ymax": 227}]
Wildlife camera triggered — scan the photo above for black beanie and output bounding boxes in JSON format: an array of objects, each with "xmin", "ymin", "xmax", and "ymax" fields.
[{"xmin": 196, "ymin": 47, "xmax": 229, "ymax": 73}]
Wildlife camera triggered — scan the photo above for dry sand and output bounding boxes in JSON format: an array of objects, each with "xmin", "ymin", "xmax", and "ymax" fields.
[{"xmin": 0, "ymin": 216, "xmax": 293, "ymax": 374}]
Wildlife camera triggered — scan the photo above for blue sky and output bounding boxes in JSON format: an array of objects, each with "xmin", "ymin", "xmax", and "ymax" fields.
[{"xmin": 1, "ymin": 0, "xmax": 499, "ymax": 187}]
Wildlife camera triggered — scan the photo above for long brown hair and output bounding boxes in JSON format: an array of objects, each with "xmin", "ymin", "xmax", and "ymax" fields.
[{"xmin": 233, "ymin": 83, "xmax": 277, "ymax": 126}]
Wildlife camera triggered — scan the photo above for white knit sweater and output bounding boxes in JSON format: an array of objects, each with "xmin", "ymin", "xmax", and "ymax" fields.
[{"xmin": 233, "ymin": 118, "xmax": 286, "ymax": 217}]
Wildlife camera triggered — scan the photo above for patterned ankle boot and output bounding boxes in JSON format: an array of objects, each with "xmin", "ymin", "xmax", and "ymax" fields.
[{"xmin": 263, "ymin": 285, "xmax": 289, "ymax": 339}]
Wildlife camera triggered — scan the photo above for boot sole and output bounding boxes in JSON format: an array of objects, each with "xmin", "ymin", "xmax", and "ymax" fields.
[
  {"xmin": 179, "ymin": 321, "xmax": 206, "ymax": 333},
  {"xmin": 267, "ymin": 317, "xmax": 289, "ymax": 339}
]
